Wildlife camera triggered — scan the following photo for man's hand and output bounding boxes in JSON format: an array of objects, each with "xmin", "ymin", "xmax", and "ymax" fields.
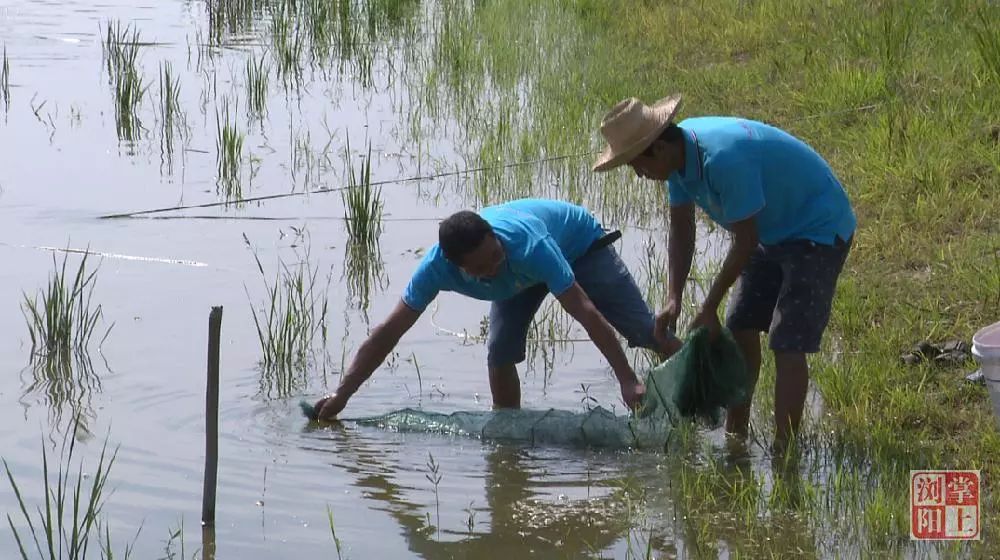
[
  {"xmin": 690, "ymin": 306, "xmax": 722, "ymax": 340},
  {"xmin": 620, "ymin": 378, "xmax": 646, "ymax": 412},
  {"xmin": 313, "ymin": 392, "xmax": 349, "ymax": 421},
  {"xmin": 654, "ymin": 297, "xmax": 682, "ymax": 348},
  {"xmin": 695, "ymin": 216, "xmax": 758, "ymax": 342},
  {"xmin": 311, "ymin": 299, "xmax": 420, "ymax": 421}
]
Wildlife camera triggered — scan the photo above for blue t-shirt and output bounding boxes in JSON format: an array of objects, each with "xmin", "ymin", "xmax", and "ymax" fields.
[
  {"xmin": 402, "ymin": 199, "xmax": 604, "ymax": 312},
  {"xmin": 667, "ymin": 117, "xmax": 856, "ymax": 246}
]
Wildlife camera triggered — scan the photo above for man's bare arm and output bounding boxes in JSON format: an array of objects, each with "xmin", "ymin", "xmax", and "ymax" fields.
[
  {"xmin": 316, "ymin": 299, "xmax": 421, "ymax": 419},
  {"xmin": 556, "ymin": 282, "xmax": 644, "ymax": 409}
]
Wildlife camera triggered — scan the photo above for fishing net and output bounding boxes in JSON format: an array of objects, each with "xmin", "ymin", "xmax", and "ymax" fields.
[{"xmin": 302, "ymin": 327, "xmax": 750, "ymax": 450}]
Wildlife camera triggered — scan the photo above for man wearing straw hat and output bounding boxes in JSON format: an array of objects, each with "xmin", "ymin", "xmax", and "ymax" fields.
[
  {"xmin": 312, "ymin": 198, "xmax": 684, "ymax": 421},
  {"xmin": 593, "ymin": 95, "xmax": 856, "ymax": 451}
]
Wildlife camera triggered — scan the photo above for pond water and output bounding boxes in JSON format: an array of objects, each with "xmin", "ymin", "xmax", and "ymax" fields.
[{"xmin": 0, "ymin": 1, "xmax": 841, "ymax": 558}]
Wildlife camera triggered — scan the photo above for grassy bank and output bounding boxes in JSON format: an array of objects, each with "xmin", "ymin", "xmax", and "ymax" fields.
[{"xmin": 414, "ymin": 0, "xmax": 999, "ymax": 555}]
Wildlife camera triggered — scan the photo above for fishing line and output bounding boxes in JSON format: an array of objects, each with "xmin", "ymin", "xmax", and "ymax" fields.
[
  {"xmin": 98, "ymin": 103, "xmax": 882, "ymax": 220},
  {"xmin": 98, "ymin": 151, "xmax": 597, "ymax": 219}
]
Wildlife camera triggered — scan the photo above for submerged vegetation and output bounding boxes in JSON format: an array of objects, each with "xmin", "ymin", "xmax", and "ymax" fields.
[
  {"xmin": 158, "ymin": 61, "xmax": 185, "ymax": 172},
  {"xmin": 341, "ymin": 140, "xmax": 387, "ymax": 312},
  {"xmin": 215, "ymin": 98, "xmax": 246, "ymax": 201},
  {"xmin": 103, "ymin": 21, "xmax": 146, "ymax": 145},
  {"xmin": 3, "ymin": 422, "xmax": 129, "ymax": 560},
  {"xmin": 245, "ymin": 52, "xmax": 269, "ymax": 121},
  {"xmin": 20, "ymin": 251, "xmax": 110, "ymax": 434},
  {"xmin": 246, "ymin": 229, "xmax": 331, "ymax": 398},
  {"xmin": 269, "ymin": 1, "xmax": 306, "ymax": 84},
  {"xmin": 341, "ymin": 141, "xmax": 383, "ymax": 252},
  {"xmin": 22, "ymin": 251, "xmax": 110, "ymax": 365}
]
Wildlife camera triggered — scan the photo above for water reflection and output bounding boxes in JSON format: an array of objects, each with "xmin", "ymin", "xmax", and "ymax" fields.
[
  {"xmin": 201, "ymin": 525, "xmax": 217, "ymax": 560},
  {"xmin": 669, "ymin": 444, "xmax": 822, "ymax": 558},
  {"xmin": 20, "ymin": 351, "xmax": 103, "ymax": 439},
  {"xmin": 343, "ymin": 239, "xmax": 388, "ymax": 315},
  {"xmin": 317, "ymin": 425, "xmax": 652, "ymax": 559}
]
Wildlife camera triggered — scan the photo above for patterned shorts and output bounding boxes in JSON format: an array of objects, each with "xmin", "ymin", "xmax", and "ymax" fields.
[{"xmin": 725, "ymin": 236, "xmax": 852, "ymax": 353}]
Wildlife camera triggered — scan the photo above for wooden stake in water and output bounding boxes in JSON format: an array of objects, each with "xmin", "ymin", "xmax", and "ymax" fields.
[{"xmin": 202, "ymin": 306, "xmax": 223, "ymax": 527}]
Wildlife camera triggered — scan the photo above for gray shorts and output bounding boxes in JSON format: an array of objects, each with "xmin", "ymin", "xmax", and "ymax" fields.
[
  {"xmin": 487, "ymin": 245, "xmax": 660, "ymax": 367},
  {"xmin": 725, "ymin": 236, "xmax": 851, "ymax": 354}
]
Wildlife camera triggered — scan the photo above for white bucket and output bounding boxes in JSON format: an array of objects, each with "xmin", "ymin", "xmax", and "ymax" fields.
[{"xmin": 973, "ymin": 321, "xmax": 1000, "ymax": 428}]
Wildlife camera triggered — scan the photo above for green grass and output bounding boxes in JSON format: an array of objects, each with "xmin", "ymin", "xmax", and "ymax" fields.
[
  {"xmin": 206, "ymin": 0, "xmax": 266, "ymax": 46},
  {"xmin": 270, "ymin": 1, "xmax": 305, "ymax": 85},
  {"xmin": 245, "ymin": 52, "xmax": 269, "ymax": 120},
  {"xmin": 215, "ymin": 98, "xmax": 245, "ymax": 201},
  {"xmin": 103, "ymin": 21, "xmax": 146, "ymax": 144},
  {"xmin": 20, "ymin": 251, "xmax": 111, "ymax": 433},
  {"xmin": 326, "ymin": 506, "xmax": 344, "ymax": 560},
  {"xmin": 424, "ymin": 452, "xmax": 442, "ymax": 540},
  {"xmin": 158, "ymin": 61, "xmax": 184, "ymax": 172},
  {"xmin": 970, "ymin": 4, "xmax": 1000, "ymax": 85},
  {"xmin": 3, "ymin": 422, "xmax": 132, "ymax": 560},
  {"xmin": 245, "ymin": 229, "xmax": 331, "ymax": 398},
  {"xmin": 22, "ymin": 250, "xmax": 110, "ymax": 363},
  {"xmin": 160, "ymin": 519, "xmax": 189, "ymax": 560},
  {"xmin": 341, "ymin": 140, "xmax": 387, "ymax": 311},
  {"xmin": 341, "ymin": 140, "xmax": 383, "ymax": 252},
  {"xmin": 376, "ymin": 0, "xmax": 1000, "ymax": 554}
]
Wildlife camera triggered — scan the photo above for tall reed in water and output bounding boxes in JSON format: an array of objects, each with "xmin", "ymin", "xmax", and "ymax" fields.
[
  {"xmin": 245, "ymin": 52, "xmax": 269, "ymax": 120},
  {"xmin": 4, "ymin": 422, "xmax": 131, "ymax": 559},
  {"xmin": 215, "ymin": 98, "xmax": 245, "ymax": 201},
  {"xmin": 246, "ymin": 229, "xmax": 331, "ymax": 398},
  {"xmin": 22, "ymin": 250, "xmax": 110, "ymax": 362},
  {"xmin": 158, "ymin": 61, "xmax": 184, "ymax": 169},
  {"xmin": 341, "ymin": 140, "xmax": 387, "ymax": 310},
  {"xmin": 342, "ymin": 141, "xmax": 383, "ymax": 250},
  {"xmin": 103, "ymin": 21, "xmax": 146, "ymax": 144}
]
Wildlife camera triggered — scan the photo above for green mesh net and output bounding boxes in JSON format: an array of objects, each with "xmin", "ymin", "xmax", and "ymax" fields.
[{"xmin": 303, "ymin": 327, "xmax": 750, "ymax": 450}]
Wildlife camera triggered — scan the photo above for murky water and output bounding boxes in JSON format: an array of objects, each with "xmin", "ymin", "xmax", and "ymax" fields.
[{"xmin": 0, "ymin": 1, "xmax": 875, "ymax": 558}]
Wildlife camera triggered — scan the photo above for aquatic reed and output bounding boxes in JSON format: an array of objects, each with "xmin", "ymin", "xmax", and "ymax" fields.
[
  {"xmin": 3, "ymin": 422, "xmax": 128, "ymax": 560},
  {"xmin": 245, "ymin": 52, "xmax": 269, "ymax": 120},
  {"xmin": 215, "ymin": 98, "xmax": 245, "ymax": 201},
  {"xmin": 22, "ymin": 250, "xmax": 110, "ymax": 362},
  {"xmin": 103, "ymin": 21, "xmax": 146, "ymax": 144},
  {"xmin": 158, "ymin": 61, "xmax": 184, "ymax": 170},
  {"xmin": 246, "ymin": 230, "xmax": 331, "ymax": 398}
]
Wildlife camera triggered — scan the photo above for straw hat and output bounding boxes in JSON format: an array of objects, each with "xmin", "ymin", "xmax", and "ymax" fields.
[{"xmin": 592, "ymin": 95, "xmax": 682, "ymax": 172}]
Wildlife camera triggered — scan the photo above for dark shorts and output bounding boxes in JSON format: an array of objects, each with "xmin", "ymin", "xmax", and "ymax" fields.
[
  {"xmin": 486, "ymin": 245, "xmax": 660, "ymax": 367},
  {"xmin": 725, "ymin": 236, "xmax": 852, "ymax": 354}
]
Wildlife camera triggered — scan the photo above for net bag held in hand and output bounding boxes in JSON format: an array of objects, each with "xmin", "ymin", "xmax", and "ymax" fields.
[{"xmin": 638, "ymin": 326, "xmax": 751, "ymax": 427}]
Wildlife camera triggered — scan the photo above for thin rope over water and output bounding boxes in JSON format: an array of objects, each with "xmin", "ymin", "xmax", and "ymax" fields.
[
  {"xmin": 98, "ymin": 151, "xmax": 598, "ymax": 219},
  {"xmin": 98, "ymin": 103, "xmax": 882, "ymax": 220}
]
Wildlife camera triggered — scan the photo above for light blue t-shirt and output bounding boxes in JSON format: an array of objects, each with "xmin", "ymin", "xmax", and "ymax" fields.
[
  {"xmin": 402, "ymin": 199, "xmax": 604, "ymax": 312},
  {"xmin": 667, "ymin": 117, "xmax": 856, "ymax": 246}
]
